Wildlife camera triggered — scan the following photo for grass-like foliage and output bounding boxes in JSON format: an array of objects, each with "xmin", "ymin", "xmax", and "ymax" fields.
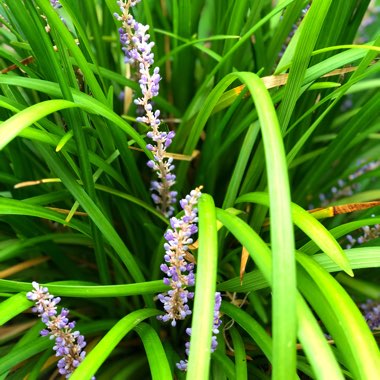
[{"xmin": 0, "ymin": 0, "xmax": 380, "ymax": 379}]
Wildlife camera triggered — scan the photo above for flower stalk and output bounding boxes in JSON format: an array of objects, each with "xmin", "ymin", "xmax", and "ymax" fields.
[{"xmin": 114, "ymin": 0, "xmax": 177, "ymax": 217}]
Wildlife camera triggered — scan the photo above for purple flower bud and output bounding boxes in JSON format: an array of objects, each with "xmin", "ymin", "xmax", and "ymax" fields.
[
  {"xmin": 160, "ymin": 263, "xmax": 169, "ymax": 273},
  {"xmin": 151, "ymin": 193, "xmax": 161, "ymax": 204},
  {"xmin": 164, "ymin": 230, "xmax": 175, "ymax": 241},
  {"xmin": 176, "ymin": 360, "xmax": 188, "ymax": 371},
  {"xmin": 26, "ymin": 292, "xmax": 37, "ymax": 301}
]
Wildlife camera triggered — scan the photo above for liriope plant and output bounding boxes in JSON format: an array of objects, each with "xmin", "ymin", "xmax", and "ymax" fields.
[{"xmin": 0, "ymin": 0, "xmax": 379, "ymax": 379}]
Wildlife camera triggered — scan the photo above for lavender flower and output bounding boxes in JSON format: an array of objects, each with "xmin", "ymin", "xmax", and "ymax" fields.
[
  {"xmin": 360, "ymin": 299, "xmax": 380, "ymax": 330},
  {"xmin": 114, "ymin": 0, "xmax": 177, "ymax": 217},
  {"xmin": 157, "ymin": 187, "xmax": 202, "ymax": 326},
  {"xmin": 26, "ymin": 282, "xmax": 92, "ymax": 379},
  {"xmin": 211, "ymin": 292, "xmax": 223, "ymax": 351},
  {"xmin": 317, "ymin": 159, "xmax": 380, "ymax": 207},
  {"xmin": 176, "ymin": 292, "xmax": 222, "ymax": 371},
  {"xmin": 50, "ymin": 0, "xmax": 62, "ymax": 8},
  {"xmin": 346, "ymin": 223, "xmax": 380, "ymax": 249},
  {"xmin": 340, "ymin": 95, "xmax": 353, "ymax": 111},
  {"xmin": 348, "ymin": 160, "xmax": 380, "ymax": 181}
]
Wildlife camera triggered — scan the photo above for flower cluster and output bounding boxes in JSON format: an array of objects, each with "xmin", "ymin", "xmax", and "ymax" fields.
[
  {"xmin": 26, "ymin": 282, "xmax": 92, "ymax": 379},
  {"xmin": 114, "ymin": 1, "xmax": 222, "ymax": 368},
  {"xmin": 176, "ymin": 292, "xmax": 222, "ymax": 371},
  {"xmin": 317, "ymin": 178, "xmax": 358, "ymax": 208},
  {"xmin": 114, "ymin": 0, "xmax": 177, "ymax": 217},
  {"xmin": 348, "ymin": 160, "xmax": 380, "ymax": 181},
  {"xmin": 346, "ymin": 223, "xmax": 380, "ymax": 249},
  {"xmin": 157, "ymin": 187, "xmax": 202, "ymax": 326},
  {"xmin": 314, "ymin": 159, "xmax": 380, "ymax": 208},
  {"xmin": 359, "ymin": 299, "xmax": 380, "ymax": 330}
]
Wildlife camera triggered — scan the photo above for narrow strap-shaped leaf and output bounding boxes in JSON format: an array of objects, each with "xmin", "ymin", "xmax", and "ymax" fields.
[
  {"xmin": 233, "ymin": 72, "xmax": 296, "ymax": 380},
  {"xmin": 229, "ymin": 326, "xmax": 248, "ymax": 380},
  {"xmin": 187, "ymin": 194, "xmax": 218, "ymax": 379},
  {"xmin": 296, "ymin": 294, "xmax": 344, "ymax": 380},
  {"xmin": 0, "ymin": 99, "xmax": 79, "ymax": 150},
  {"xmin": 277, "ymin": 0, "xmax": 333, "ymax": 132},
  {"xmin": 0, "ymin": 293, "xmax": 31, "ymax": 326},
  {"xmin": 216, "ymin": 208, "xmax": 272, "ymax": 282},
  {"xmin": 301, "ymin": 217, "xmax": 380, "ymax": 255},
  {"xmin": 0, "ymin": 78, "xmax": 149, "ymax": 155},
  {"xmin": 70, "ymin": 309, "xmax": 160, "ymax": 380},
  {"xmin": 133, "ymin": 323, "xmax": 172, "ymax": 380},
  {"xmin": 236, "ymin": 192, "xmax": 353, "ymax": 276},
  {"xmin": 223, "ymin": 123, "xmax": 260, "ymax": 209},
  {"xmin": 0, "ymin": 198, "xmax": 90, "ymax": 235},
  {"xmin": 0, "ymin": 279, "xmax": 168, "ymax": 300},
  {"xmin": 215, "ymin": 210, "xmax": 344, "ymax": 377},
  {"xmin": 37, "ymin": 144, "xmax": 147, "ymax": 285},
  {"xmin": 173, "ymin": 0, "xmax": 295, "ymax": 145},
  {"xmin": 35, "ymin": 0, "xmax": 107, "ymax": 102},
  {"xmin": 217, "ymin": 247, "xmax": 380, "ymax": 293},
  {"xmin": 0, "ymin": 338, "xmax": 53, "ymax": 375},
  {"xmin": 3, "ymin": 323, "xmax": 49, "ymax": 380},
  {"xmin": 297, "ymin": 253, "xmax": 380, "ymax": 379},
  {"xmin": 211, "ymin": 350, "xmax": 236, "ymax": 380},
  {"xmin": 221, "ymin": 301, "xmax": 272, "ymax": 361}
]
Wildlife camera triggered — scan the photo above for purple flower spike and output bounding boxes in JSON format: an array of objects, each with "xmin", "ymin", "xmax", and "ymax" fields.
[
  {"xmin": 157, "ymin": 187, "xmax": 202, "ymax": 325},
  {"xmin": 176, "ymin": 291, "xmax": 222, "ymax": 371},
  {"xmin": 26, "ymin": 282, "xmax": 94, "ymax": 379},
  {"xmin": 346, "ymin": 223, "xmax": 380, "ymax": 249},
  {"xmin": 211, "ymin": 292, "xmax": 222, "ymax": 352},
  {"xmin": 114, "ymin": 0, "xmax": 177, "ymax": 217},
  {"xmin": 360, "ymin": 299, "xmax": 380, "ymax": 331}
]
